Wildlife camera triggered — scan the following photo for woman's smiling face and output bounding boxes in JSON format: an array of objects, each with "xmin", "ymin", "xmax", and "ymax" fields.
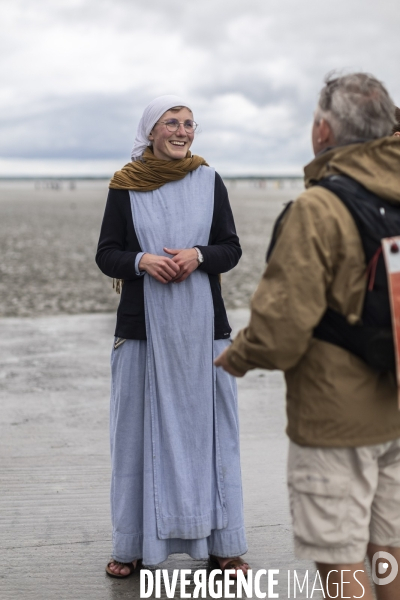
[{"xmin": 148, "ymin": 107, "xmax": 195, "ymax": 160}]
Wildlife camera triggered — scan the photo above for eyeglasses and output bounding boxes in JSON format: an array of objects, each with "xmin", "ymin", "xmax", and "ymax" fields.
[{"xmin": 156, "ymin": 119, "xmax": 198, "ymax": 133}]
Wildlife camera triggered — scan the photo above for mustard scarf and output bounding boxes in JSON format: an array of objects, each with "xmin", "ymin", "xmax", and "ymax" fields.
[
  {"xmin": 109, "ymin": 147, "xmax": 209, "ymax": 292},
  {"xmin": 109, "ymin": 147, "xmax": 208, "ymax": 191}
]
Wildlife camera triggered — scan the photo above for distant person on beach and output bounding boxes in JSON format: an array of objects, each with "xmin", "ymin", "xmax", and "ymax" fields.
[
  {"xmin": 96, "ymin": 96, "xmax": 249, "ymax": 578},
  {"xmin": 216, "ymin": 73, "xmax": 400, "ymax": 598},
  {"xmin": 393, "ymin": 106, "xmax": 400, "ymax": 136}
]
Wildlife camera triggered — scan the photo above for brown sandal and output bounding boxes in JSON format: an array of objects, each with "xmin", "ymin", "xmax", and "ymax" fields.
[
  {"xmin": 209, "ymin": 555, "xmax": 249, "ymax": 579},
  {"xmin": 105, "ymin": 558, "xmax": 142, "ymax": 578}
]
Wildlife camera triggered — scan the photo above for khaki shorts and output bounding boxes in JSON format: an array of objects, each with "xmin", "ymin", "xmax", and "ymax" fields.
[{"xmin": 287, "ymin": 438, "xmax": 400, "ymax": 564}]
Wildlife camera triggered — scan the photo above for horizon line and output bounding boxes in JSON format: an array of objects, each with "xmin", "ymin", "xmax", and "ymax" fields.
[{"xmin": 0, "ymin": 174, "xmax": 304, "ymax": 181}]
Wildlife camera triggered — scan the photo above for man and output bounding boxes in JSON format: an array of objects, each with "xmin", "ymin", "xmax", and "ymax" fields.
[{"xmin": 216, "ymin": 73, "xmax": 400, "ymax": 599}]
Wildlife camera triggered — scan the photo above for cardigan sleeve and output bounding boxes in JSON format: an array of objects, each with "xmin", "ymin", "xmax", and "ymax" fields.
[
  {"xmin": 196, "ymin": 173, "xmax": 242, "ymax": 274},
  {"xmin": 95, "ymin": 189, "xmax": 143, "ymax": 280}
]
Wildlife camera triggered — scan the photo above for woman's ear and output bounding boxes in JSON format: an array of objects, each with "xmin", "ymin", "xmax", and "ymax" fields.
[{"xmin": 148, "ymin": 131, "xmax": 154, "ymax": 141}]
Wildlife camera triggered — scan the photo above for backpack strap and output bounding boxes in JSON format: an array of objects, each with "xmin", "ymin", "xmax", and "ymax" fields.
[
  {"xmin": 264, "ymin": 177, "xmax": 395, "ymax": 370},
  {"xmin": 266, "ymin": 201, "xmax": 293, "ymax": 262},
  {"xmin": 317, "ymin": 175, "xmax": 394, "ymax": 261},
  {"xmin": 313, "ymin": 175, "xmax": 395, "ymax": 370}
]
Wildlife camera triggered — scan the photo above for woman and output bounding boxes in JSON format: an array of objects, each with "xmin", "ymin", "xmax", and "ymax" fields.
[{"xmin": 96, "ymin": 96, "xmax": 249, "ymax": 578}]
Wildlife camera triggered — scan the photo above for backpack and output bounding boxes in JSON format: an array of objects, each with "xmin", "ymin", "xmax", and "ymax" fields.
[{"xmin": 267, "ymin": 175, "xmax": 400, "ymax": 371}]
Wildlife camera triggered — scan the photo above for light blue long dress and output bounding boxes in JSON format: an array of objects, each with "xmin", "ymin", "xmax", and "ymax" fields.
[{"xmin": 109, "ymin": 166, "xmax": 247, "ymax": 565}]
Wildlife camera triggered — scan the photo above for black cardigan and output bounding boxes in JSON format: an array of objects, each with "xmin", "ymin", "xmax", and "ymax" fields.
[{"xmin": 96, "ymin": 172, "xmax": 241, "ymax": 340}]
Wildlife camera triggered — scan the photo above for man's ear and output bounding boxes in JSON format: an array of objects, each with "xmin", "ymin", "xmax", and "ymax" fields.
[
  {"xmin": 319, "ymin": 118, "xmax": 333, "ymax": 145},
  {"xmin": 394, "ymin": 131, "xmax": 400, "ymax": 138}
]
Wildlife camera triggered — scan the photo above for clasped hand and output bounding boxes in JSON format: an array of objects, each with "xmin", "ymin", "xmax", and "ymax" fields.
[{"xmin": 138, "ymin": 247, "xmax": 199, "ymax": 284}]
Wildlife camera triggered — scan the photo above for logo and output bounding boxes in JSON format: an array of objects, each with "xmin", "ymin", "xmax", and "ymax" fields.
[{"xmin": 371, "ymin": 551, "xmax": 398, "ymax": 586}]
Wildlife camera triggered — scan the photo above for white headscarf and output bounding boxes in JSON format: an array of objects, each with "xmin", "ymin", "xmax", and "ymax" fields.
[{"xmin": 131, "ymin": 95, "xmax": 192, "ymax": 160}]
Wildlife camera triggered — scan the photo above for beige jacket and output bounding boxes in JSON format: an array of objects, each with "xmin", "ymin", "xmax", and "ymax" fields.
[{"xmin": 227, "ymin": 137, "xmax": 400, "ymax": 447}]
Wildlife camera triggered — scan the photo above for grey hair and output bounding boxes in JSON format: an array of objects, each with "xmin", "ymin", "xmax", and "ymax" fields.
[{"xmin": 315, "ymin": 72, "xmax": 396, "ymax": 144}]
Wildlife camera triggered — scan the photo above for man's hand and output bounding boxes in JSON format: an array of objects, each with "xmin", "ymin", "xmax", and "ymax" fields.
[
  {"xmin": 214, "ymin": 347, "xmax": 244, "ymax": 377},
  {"xmin": 138, "ymin": 253, "xmax": 180, "ymax": 284},
  {"xmin": 164, "ymin": 247, "xmax": 199, "ymax": 283}
]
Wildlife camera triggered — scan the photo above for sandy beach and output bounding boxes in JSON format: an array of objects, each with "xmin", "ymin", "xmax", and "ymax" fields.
[
  {"xmin": 0, "ymin": 178, "xmax": 303, "ymax": 318},
  {"xmin": 0, "ymin": 179, "xmax": 316, "ymax": 600}
]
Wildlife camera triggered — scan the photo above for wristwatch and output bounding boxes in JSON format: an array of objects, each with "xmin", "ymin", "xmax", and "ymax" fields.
[{"xmin": 194, "ymin": 247, "xmax": 204, "ymax": 265}]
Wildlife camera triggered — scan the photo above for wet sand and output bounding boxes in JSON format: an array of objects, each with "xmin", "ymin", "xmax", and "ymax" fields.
[
  {"xmin": 0, "ymin": 178, "xmax": 318, "ymax": 600},
  {"xmin": 0, "ymin": 309, "xmax": 315, "ymax": 600},
  {"xmin": 0, "ymin": 179, "xmax": 303, "ymax": 318}
]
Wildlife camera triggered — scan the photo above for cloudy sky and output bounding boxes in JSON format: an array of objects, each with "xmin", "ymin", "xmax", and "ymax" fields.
[{"xmin": 1, "ymin": 0, "xmax": 399, "ymax": 176}]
